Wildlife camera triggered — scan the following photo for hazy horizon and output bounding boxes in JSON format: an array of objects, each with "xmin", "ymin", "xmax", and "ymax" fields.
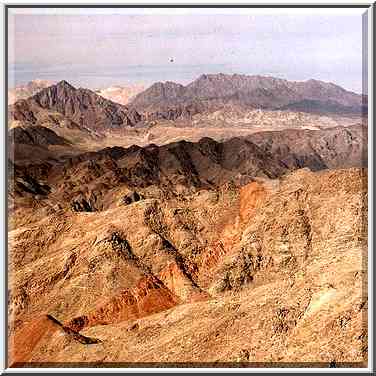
[
  {"xmin": 7, "ymin": 72, "xmax": 365, "ymax": 96},
  {"xmin": 8, "ymin": 8, "xmax": 366, "ymax": 94}
]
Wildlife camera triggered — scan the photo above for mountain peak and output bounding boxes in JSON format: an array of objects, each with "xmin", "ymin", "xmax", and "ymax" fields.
[
  {"xmin": 16, "ymin": 79, "xmax": 142, "ymax": 131},
  {"xmin": 55, "ymin": 80, "xmax": 76, "ymax": 90}
]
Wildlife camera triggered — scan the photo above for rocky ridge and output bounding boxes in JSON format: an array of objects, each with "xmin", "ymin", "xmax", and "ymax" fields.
[{"xmin": 130, "ymin": 73, "xmax": 365, "ymax": 120}]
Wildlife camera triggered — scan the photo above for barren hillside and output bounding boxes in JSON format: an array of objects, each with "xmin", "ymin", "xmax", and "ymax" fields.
[
  {"xmin": 7, "ymin": 77, "xmax": 368, "ymax": 368},
  {"xmin": 8, "ymin": 167, "xmax": 367, "ymax": 366}
]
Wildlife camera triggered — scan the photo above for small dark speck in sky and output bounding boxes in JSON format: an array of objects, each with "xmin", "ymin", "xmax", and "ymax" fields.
[{"xmin": 170, "ymin": 58, "xmax": 174, "ymax": 62}]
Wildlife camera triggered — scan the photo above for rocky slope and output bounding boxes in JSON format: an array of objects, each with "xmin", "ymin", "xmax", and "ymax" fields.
[
  {"xmin": 7, "ymin": 76, "xmax": 368, "ymax": 367},
  {"xmin": 8, "ymin": 166, "xmax": 367, "ymax": 366},
  {"xmin": 247, "ymin": 123, "xmax": 367, "ymax": 170},
  {"xmin": 8, "ymin": 124, "xmax": 366, "ymax": 221}
]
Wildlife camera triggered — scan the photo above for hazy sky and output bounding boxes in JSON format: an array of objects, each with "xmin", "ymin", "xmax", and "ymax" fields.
[{"xmin": 8, "ymin": 8, "xmax": 367, "ymax": 93}]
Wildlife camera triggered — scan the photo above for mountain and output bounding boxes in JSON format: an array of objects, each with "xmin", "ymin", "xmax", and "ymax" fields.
[
  {"xmin": 7, "ymin": 75, "xmax": 368, "ymax": 366},
  {"xmin": 130, "ymin": 73, "xmax": 364, "ymax": 119},
  {"xmin": 8, "ymin": 78, "xmax": 364, "ymax": 149},
  {"xmin": 9, "ymin": 124, "xmax": 366, "ymax": 213},
  {"xmin": 247, "ymin": 123, "xmax": 367, "ymax": 170},
  {"xmin": 9, "ymin": 80, "xmax": 145, "ymax": 107},
  {"xmin": 8, "ymin": 163, "xmax": 367, "ymax": 365},
  {"xmin": 8, "ymin": 79, "xmax": 55, "ymax": 105},
  {"xmin": 95, "ymin": 84, "xmax": 145, "ymax": 105},
  {"xmin": 129, "ymin": 81, "xmax": 186, "ymax": 110},
  {"xmin": 9, "ymin": 80, "xmax": 142, "ymax": 133}
]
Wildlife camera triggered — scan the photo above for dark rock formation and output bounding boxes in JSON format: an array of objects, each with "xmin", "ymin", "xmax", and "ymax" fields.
[
  {"xmin": 71, "ymin": 197, "xmax": 96, "ymax": 212},
  {"xmin": 9, "ymin": 126, "xmax": 69, "ymax": 146},
  {"xmin": 121, "ymin": 191, "xmax": 144, "ymax": 205}
]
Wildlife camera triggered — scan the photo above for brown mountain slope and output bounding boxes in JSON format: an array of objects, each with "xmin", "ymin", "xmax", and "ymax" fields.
[
  {"xmin": 8, "ymin": 167, "xmax": 367, "ymax": 366},
  {"xmin": 8, "ymin": 79, "xmax": 364, "ymax": 155},
  {"xmin": 7, "ymin": 101, "xmax": 367, "ymax": 367},
  {"xmin": 8, "ymin": 124, "xmax": 366, "ymax": 227}
]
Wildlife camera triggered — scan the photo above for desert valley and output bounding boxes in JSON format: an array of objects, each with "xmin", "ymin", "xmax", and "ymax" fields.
[{"xmin": 7, "ymin": 73, "xmax": 368, "ymax": 367}]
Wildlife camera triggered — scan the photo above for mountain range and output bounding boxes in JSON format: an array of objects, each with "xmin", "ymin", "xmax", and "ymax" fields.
[
  {"xmin": 9, "ymin": 74, "xmax": 366, "ymax": 132},
  {"xmin": 129, "ymin": 73, "xmax": 366, "ymax": 119},
  {"xmin": 7, "ymin": 73, "xmax": 368, "ymax": 366},
  {"xmin": 7, "ymin": 74, "xmax": 366, "ymax": 150}
]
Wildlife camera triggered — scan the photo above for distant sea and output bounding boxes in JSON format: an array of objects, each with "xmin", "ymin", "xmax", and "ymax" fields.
[{"xmin": 7, "ymin": 62, "xmax": 363, "ymax": 94}]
